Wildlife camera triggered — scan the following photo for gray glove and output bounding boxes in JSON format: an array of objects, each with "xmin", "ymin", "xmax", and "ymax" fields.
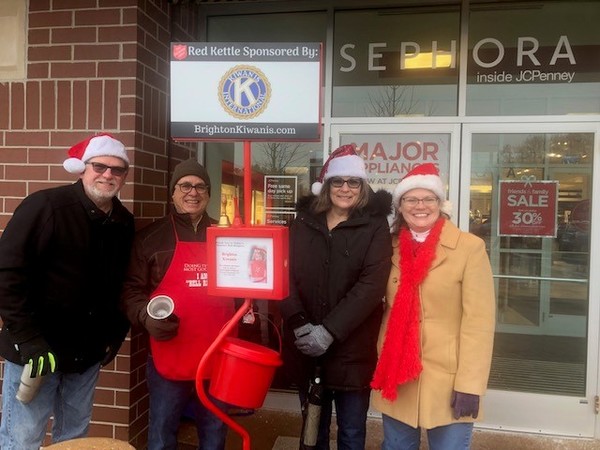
[
  {"xmin": 295, "ymin": 325, "xmax": 334, "ymax": 357},
  {"xmin": 293, "ymin": 323, "xmax": 315, "ymax": 339}
]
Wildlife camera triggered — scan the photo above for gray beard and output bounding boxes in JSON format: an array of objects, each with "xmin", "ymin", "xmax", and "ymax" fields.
[{"xmin": 84, "ymin": 184, "xmax": 117, "ymax": 210}]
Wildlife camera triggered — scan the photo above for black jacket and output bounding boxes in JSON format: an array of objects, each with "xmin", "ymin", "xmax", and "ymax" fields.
[
  {"xmin": 280, "ymin": 189, "xmax": 393, "ymax": 390},
  {"xmin": 121, "ymin": 209, "xmax": 217, "ymax": 329},
  {"xmin": 0, "ymin": 180, "xmax": 134, "ymax": 373}
]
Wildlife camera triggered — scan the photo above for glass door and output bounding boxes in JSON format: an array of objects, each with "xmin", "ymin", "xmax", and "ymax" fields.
[{"xmin": 462, "ymin": 122, "xmax": 600, "ymax": 437}]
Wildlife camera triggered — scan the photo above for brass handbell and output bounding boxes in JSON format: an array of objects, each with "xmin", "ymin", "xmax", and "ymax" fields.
[{"xmin": 218, "ymin": 194, "xmax": 231, "ymax": 227}]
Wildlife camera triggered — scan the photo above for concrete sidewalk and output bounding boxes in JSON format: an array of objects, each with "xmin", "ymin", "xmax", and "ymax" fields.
[{"xmin": 177, "ymin": 409, "xmax": 600, "ymax": 450}]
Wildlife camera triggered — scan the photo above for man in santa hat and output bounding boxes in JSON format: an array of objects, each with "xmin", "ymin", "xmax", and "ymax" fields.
[{"xmin": 0, "ymin": 133, "xmax": 134, "ymax": 450}]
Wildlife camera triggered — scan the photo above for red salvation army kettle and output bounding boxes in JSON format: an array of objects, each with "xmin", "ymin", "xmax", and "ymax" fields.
[{"xmin": 209, "ymin": 336, "xmax": 282, "ymax": 409}]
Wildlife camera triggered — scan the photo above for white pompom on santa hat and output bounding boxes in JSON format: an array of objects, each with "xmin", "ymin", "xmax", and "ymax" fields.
[
  {"xmin": 63, "ymin": 133, "xmax": 129, "ymax": 174},
  {"xmin": 311, "ymin": 144, "xmax": 367, "ymax": 195},
  {"xmin": 393, "ymin": 163, "xmax": 452, "ymax": 216}
]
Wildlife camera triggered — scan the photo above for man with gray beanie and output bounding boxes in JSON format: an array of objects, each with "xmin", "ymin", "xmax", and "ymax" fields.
[{"xmin": 121, "ymin": 158, "xmax": 234, "ymax": 450}]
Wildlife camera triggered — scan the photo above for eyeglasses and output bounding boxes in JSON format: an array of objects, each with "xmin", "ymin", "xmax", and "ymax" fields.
[
  {"xmin": 86, "ymin": 162, "xmax": 127, "ymax": 177},
  {"xmin": 401, "ymin": 196, "xmax": 439, "ymax": 207},
  {"xmin": 176, "ymin": 183, "xmax": 210, "ymax": 194},
  {"xmin": 330, "ymin": 177, "xmax": 362, "ymax": 189}
]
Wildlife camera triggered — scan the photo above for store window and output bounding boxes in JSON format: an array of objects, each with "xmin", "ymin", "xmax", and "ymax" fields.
[
  {"xmin": 208, "ymin": 11, "xmax": 326, "ymax": 87},
  {"xmin": 208, "ymin": 11, "xmax": 326, "ymax": 43},
  {"xmin": 0, "ymin": 0, "xmax": 26, "ymax": 80},
  {"xmin": 469, "ymin": 131, "xmax": 592, "ymax": 396},
  {"xmin": 203, "ymin": 15, "xmax": 326, "ymax": 390},
  {"xmin": 206, "ymin": 141, "xmax": 323, "ymax": 226},
  {"xmin": 466, "ymin": 1, "xmax": 600, "ymax": 115},
  {"xmin": 202, "ymin": 139, "xmax": 323, "ymax": 390},
  {"xmin": 204, "ymin": 10, "xmax": 327, "ymax": 222},
  {"xmin": 332, "ymin": 7, "xmax": 460, "ymax": 117}
]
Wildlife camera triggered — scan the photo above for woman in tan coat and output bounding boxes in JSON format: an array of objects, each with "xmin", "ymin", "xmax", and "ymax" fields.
[{"xmin": 371, "ymin": 163, "xmax": 495, "ymax": 450}]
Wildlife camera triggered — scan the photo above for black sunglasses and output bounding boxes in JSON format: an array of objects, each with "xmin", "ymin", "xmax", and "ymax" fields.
[
  {"xmin": 330, "ymin": 177, "xmax": 362, "ymax": 189},
  {"xmin": 86, "ymin": 162, "xmax": 127, "ymax": 177}
]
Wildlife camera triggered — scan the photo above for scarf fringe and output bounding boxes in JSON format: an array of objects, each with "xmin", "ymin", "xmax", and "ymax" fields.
[{"xmin": 371, "ymin": 218, "xmax": 445, "ymax": 401}]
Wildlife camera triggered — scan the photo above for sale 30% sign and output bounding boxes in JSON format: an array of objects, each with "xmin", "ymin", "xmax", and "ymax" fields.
[{"xmin": 498, "ymin": 178, "xmax": 558, "ymax": 238}]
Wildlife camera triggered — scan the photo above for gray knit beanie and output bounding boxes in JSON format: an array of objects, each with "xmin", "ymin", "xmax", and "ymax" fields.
[{"xmin": 170, "ymin": 158, "xmax": 211, "ymax": 195}]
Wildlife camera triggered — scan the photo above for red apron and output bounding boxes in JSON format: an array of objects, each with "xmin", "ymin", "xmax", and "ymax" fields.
[{"xmin": 150, "ymin": 222, "xmax": 234, "ymax": 380}]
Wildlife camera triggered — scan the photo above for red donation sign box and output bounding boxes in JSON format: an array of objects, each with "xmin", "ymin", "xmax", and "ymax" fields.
[{"xmin": 206, "ymin": 225, "xmax": 289, "ymax": 300}]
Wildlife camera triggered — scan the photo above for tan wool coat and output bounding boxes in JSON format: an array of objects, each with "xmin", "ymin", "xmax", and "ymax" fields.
[{"xmin": 372, "ymin": 220, "xmax": 496, "ymax": 429}]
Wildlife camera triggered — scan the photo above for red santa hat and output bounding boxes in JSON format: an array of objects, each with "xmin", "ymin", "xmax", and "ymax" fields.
[
  {"xmin": 63, "ymin": 133, "xmax": 129, "ymax": 174},
  {"xmin": 393, "ymin": 163, "xmax": 452, "ymax": 216},
  {"xmin": 311, "ymin": 144, "xmax": 367, "ymax": 195}
]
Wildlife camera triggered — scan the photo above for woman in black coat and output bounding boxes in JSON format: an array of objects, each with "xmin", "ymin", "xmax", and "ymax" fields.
[{"xmin": 281, "ymin": 145, "xmax": 392, "ymax": 450}]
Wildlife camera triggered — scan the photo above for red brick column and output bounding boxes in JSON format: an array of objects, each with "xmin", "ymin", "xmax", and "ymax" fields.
[{"xmin": 0, "ymin": 1, "xmax": 202, "ymax": 447}]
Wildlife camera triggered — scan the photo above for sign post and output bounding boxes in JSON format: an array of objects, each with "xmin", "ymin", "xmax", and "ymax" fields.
[
  {"xmin": 171, "ymin": 42, "xmax": 322, "ymax": 141},
  {"xmin": 171, "ymin": 41, "xmax": 322, "ymax": 449}
]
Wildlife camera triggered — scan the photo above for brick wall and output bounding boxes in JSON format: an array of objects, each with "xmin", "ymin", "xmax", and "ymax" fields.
[
  {"xmin": 0, "ymin": 0, "xmax": 202, "ymax": 447},
  {"xmin": 125, "ymin": 1, "xmax": 200, "ymax": 447}
]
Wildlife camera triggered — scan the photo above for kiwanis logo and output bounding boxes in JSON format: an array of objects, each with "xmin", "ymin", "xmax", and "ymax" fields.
[{"xmin": 218, "ymin": 65, "xmax": 271, "ymax": 119}]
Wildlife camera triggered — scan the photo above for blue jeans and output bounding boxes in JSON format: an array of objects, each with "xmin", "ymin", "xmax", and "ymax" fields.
[
  {"xmin": 299, "ymin": 387, "xmax": 371, "ymax": 450},
  {"xmin": 382, "ymin": 414, "xmax": 474, "ymax": 450},
  {"xmin": 146, "ymin": 356, "xmax": 228, "ymax": 450},
  {"xmin": 0, "ymin": 360, "xmax": 100, "ymax": 450}
]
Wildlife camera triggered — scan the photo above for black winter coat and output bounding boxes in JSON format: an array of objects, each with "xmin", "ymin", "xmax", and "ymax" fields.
[
  {"xmin": 0, "ymin": 180, "xmax": 134, "ymax": 373},
  {"xmin": 280, "ymin": 189, "xmax": 392, "ymax": 390}
]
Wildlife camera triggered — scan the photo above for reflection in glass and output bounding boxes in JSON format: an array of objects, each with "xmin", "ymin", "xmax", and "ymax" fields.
[
  {"xmin": 251, "ymin": 142, "xmax": 322, "ymax": 198},
  {"xmin": 340, "ymin": 133, "xmax": 451, "ymax": 195},
  {"xmin": 467, "ymin": 1, "xmax": 600, "ymax": 116},
  {"xmin": 333, "ymin": 8, "xmax": 459, "ymax": 117},
  {"xmin": 497, "ymin": 278, "xmax": 540, "ymax": 326},
  {"xmin": 548, "ymin": 280, "xmax": 588, "ymax": 317}
]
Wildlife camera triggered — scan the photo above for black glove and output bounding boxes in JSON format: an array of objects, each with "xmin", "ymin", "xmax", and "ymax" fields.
[
  {"xmin": 451, "ymin": 390, "xmax": 480, "ymax": 419},
  {"xmin": 18, "ymin": 335, "xmax": 56, "ymax": 377},
  {"xmin": 143, "ymin": 313, "xmax": 180, "ymax": 341},
  {"xmin": 100, "ymin": 341, "xmax": 122, "ymax": 367}
]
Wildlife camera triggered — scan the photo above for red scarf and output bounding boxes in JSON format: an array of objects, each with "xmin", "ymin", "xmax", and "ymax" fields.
[{"xmin": 371, "ymin": 218, "xmax": 445, "ymax": 401}]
